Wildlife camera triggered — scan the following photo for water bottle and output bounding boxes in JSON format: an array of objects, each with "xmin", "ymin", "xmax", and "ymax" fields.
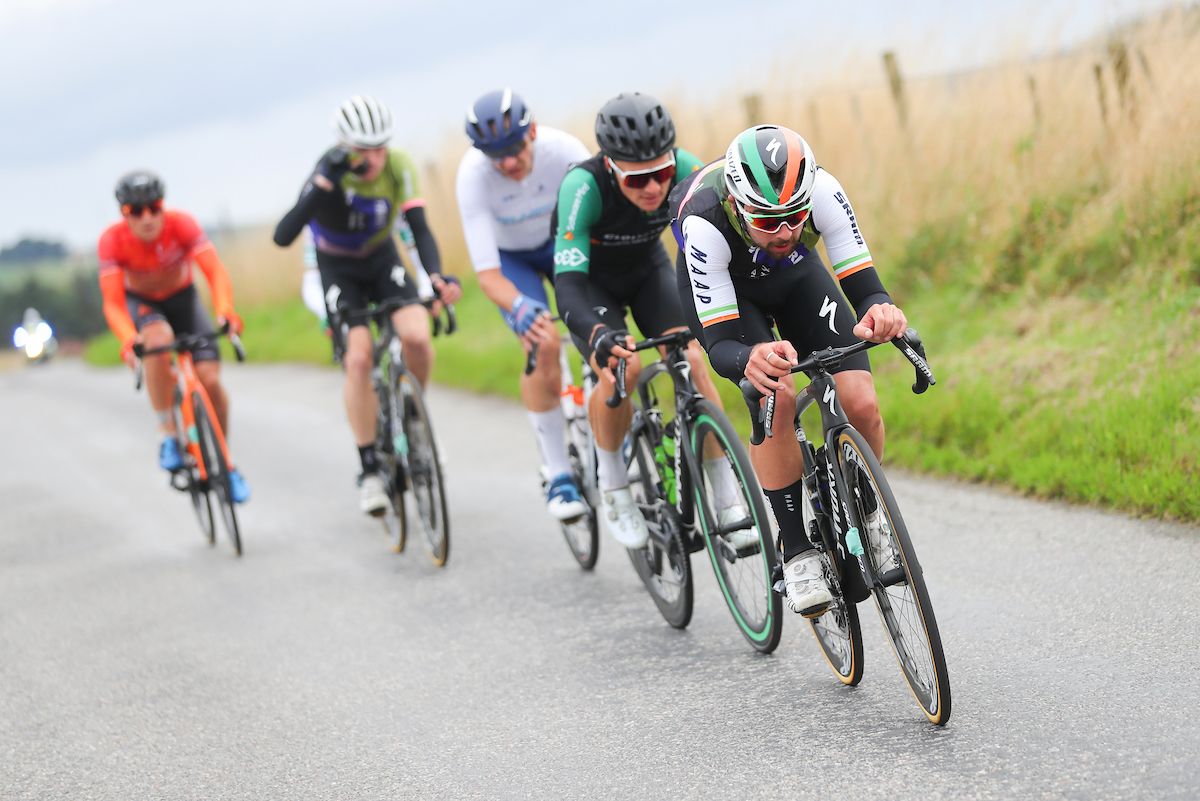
[{"xmin": 654, "ymin": 424, "xmax": 678, "ymax": 505}]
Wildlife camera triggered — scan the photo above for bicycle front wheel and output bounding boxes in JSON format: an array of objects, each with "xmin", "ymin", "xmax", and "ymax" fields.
[
  {"xmin": 625, "ymin": 424, "xmax": 693, "ymax": 628},
  {"xmin": 837, "ymin": 428, "xmax": 951, "ymax": 724},
  {"xmin": 690, "ymin": 400, "xmax": 782, "ymax": 654},
  {"xmin": 174, "ymin": 398, "xmax": 214, "ymax": 546},
  {"xmin": 400, "ymin": 376, "xmax": 449, "ymax": 567},
  {"xmin": 378, "ymin": 371, "xmax": 408, "ymax": 554},
  {"xmin": 193, "ymin": 391, "xmax": 241, "ymax": 557}
]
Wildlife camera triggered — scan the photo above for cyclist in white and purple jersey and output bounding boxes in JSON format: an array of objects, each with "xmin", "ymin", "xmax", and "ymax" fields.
[{"xmin": 455, "ymin": 88, "xmax": 590, "ymax": 521}]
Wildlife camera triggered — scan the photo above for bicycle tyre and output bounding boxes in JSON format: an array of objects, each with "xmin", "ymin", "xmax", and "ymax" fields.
[
  {"xmin": 379, "ymin": 369, "xmax": 408, "ymax": 554},
  {"xmin": 174, "ymin": 399, "xmax": 214, "ymax": 546},
  {"xmin": 400, "ymin": 376, "xmax": 449, "ymax": 567},
  {"xmin": 193, "ymin": 391, "xmax": 242, "ymax": 557},
  {"xmin": 836, "ymin": 427, "xmax": 951, "ymax": 724},
  {"xmin": 690, "ymin": 400, "xmax": 782, "ymax": 654},
  {"xmin": 625, "ymin": 424, "xmax": 693, "ymax": 628},
  {"xmin": 559, "ymin": 424, "xmax": 599, "ymax": 570}
]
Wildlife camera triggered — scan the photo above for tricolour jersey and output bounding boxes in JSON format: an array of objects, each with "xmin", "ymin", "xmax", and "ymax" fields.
[
  {"xmin": 670, "ymin": 160, "xmax": 889, "ymax": 330},
  {"xmin": 455, "ymin": 125, "xmax": 590, "ymax": 272},
  {"xmin": 307, "ymin": 148, "xmax": 425, "ymax": 256}
]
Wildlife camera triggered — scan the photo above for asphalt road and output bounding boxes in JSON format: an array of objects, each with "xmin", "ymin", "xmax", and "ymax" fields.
[{"xmin": 2, "ymin": 361, "xmax": 1198, "ymax": 800}]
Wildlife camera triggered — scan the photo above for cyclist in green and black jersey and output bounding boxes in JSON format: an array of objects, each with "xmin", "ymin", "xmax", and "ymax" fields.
[{"xmin": 552, "ymin": 92, "xmax": 737, "ymax": 551}]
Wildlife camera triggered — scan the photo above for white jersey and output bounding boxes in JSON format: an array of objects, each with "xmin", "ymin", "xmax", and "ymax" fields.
[{"xmin": 455, "ymin": 125, "xmax": 590, "ymax": 272}]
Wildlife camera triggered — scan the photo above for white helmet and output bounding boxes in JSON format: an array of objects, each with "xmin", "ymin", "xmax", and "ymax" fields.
[
  {"xmin": 724, "ymin": 125, "xmax": 817, "ymax": 213},
  {"xmin": 332, "ymin": 95, "xmax": 394, "ymax": 148}
]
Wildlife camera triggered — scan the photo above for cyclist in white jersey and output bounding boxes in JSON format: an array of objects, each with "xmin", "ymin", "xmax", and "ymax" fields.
[{"xmin": 456, "ymin": 88, "xmax": 590, "ymax": 520}]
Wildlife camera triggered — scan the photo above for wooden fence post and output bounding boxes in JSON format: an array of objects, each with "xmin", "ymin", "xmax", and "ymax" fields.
[
  {"xmin": 1027, "ymin": 74, "xmax": 1042, "ymax": 128},
  {"xmin": 742, "ymin": 93, "xmax": 762, "ymax": 126},
  {"xmin": 1108, "ymin": 40, "xmax": 1138, "ymax": 125},
  {"xmin": 882, "ymin": 51, "xmax": 908, "ymax": 128},
  {"xmin": 1093, "ymin": 63, "xmax": 1109, "ymax": 127}
]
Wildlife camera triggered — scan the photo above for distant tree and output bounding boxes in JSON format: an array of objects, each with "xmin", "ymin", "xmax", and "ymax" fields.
[
  {"xmin": 1, "ymin": 272, "xmax": 106, "ymax": 340},
  {"xmin": 0, "ymin": 238, "xmax": 69, "ymax": 265}
]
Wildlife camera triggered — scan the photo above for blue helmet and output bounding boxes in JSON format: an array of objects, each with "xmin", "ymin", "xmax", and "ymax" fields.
[{"xmin": 465, "ymin": 88, "xmax": 533, "ymax": 157}]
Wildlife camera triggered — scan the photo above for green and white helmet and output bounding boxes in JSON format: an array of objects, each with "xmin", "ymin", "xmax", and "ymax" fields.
[{"xmin": 724, "ymin": 124, "xmax": 816, "ymax": 212}]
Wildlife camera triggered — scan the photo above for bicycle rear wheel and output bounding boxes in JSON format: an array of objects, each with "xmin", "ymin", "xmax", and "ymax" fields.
[
  {"xmin": 559, "ymin": 420, "xmax": 599, "ymax": 570},
  {"xmin": 804, "ymin": 469, "xmax": 864, "ymax": 685},
  {"xmin": 378, "ymin": 370, "xmax": 408, "ymax": 554},
  {"xmin": 837, "ymin": 428, "xmax": 951, "ymax": 724},
  {"xmin": 690, "ymin": 400, "xmax": 781, "ymax": 654},
  {"xmin": 400, "ymin": 375, "xmax": 449, "ymax": 567},
  {"xmin": 625, "ymin": 424, "xmax": 693, "ymax": 628},
  {"xmin": 193, "ymin": 391, "xmax": 242, "ymax": 557}
]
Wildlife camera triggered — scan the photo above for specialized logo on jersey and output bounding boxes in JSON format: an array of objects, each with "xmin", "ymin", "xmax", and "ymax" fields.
[
  {"xmin": 391, "ymin": 265, "xmax": 407, "ymax": 287},
  {"xmin": 593, "ymin": 305, "xmax": 608, "ymax": 316},
  {"xmin": 819, "ymin": 295, "xmax": 838, "ymax": 334},
  {"xmin": 554, "ymin": 247, "xmax": 588, "ymax": 268},
  {"xmin": 766, "ymin": 137, "xmax": 782, "ymax": 166}
]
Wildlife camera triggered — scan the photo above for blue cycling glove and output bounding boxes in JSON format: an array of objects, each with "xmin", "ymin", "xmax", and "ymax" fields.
[{"xmin": 511, "ymin": 294, "xmax": 548, "ymax": 336}]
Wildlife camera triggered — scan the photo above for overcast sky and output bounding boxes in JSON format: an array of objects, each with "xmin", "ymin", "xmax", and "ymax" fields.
[{"xmin": 0, "ymin": 0, "xmax": 1179, "ymax": 250}]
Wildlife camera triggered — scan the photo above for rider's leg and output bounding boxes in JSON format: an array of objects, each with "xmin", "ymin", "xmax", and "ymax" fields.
[
  {"xmin": 588, "ymin": 348, "xmax": 642, "ymax": 490},
  {"xmin": 834, "ymin": 369, "xmax": 884, "ymax": 460},
  {"xmin": 342, "ymin": 324, "xmax": 378, "ymax": 458},
  {"xmin": 392, "ymin": 304, "xmax": 433, "ymax": 388},
  {"xmin": 195, "ymin": 360, "xmax": 229, "ymax": 436},
  {"xmin": 139, "ymin": 319, "xmax": 177, "ymax": 434}
]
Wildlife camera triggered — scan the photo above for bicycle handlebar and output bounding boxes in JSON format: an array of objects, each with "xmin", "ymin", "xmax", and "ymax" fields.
[
  {"xmin": 604, "ymin": 329, "xmax": 696, "ymax": 408},
  {"xmin": 132, "ymin": 323, "xmax": 245, "ymax": 391},
  {"xmin": 337, "ymin": 297, "xmax": 456, "ymax": 337},
  {"xmin": 738, "ymin": 328, "xmax": 935, "ymax": 446}
]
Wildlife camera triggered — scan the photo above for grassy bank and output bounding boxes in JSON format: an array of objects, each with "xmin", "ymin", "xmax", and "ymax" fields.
[{"xmin": 87, "ymin": 10, "xmax": 1200, "ymax": 521}]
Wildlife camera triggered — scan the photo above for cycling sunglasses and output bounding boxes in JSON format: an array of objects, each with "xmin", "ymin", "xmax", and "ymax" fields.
[
  {"xmin": 740, "ymin": 203, "xmax": 811, "ymax": 235},
  {"xmin": 122, "ymin": 199, "xmax": 164, "ymax": 218},
  {"xmin": 609, "ymin": 156, "xmax": 676, "ymax": 190}
]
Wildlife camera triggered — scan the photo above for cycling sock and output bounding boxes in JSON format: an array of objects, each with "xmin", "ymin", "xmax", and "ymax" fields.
[
  {"xmin": 156, "ymin": 410, "xmax": 172, "ymax": 431},
  {"xmin": 528, "ymin": 408, "xmax": 571, "ymax": 478},
  {"xmin": 703, "ymin": 457, "xmax": 740, "ymax": 509},
  {"xmin": 358, "ymin": 444, "xmax": 378, "ymax": 475},
  {"xmin": 595, "ymin": 444, "xmax": 628, "ymax": 492},
  {"xmin": 764, "ymin": 478, "xmax": 813, "ymax": 561}
]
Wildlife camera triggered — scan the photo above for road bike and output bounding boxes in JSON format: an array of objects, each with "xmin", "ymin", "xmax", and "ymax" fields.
[
  {"xmin": 134, "ymin": 325, "xmax": 245, "ymax": 556},
  {"xmin": 332, "ymin": 298, "xmax": 455, "ymax": 566},
  {"xmin": 614, "ymin": 330, "xmax": 781, "ymax": 651},
  {"xmin": 738, "ymin": 329, "xmax": 952, "ymax": 724}
]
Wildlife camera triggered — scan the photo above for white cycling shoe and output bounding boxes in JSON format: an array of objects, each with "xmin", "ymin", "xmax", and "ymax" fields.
[
  {"xmin": 718, "ymin": 505, "xmax": 760, "ymax": 551},
  {"xmin": 600, "ymin": 486, "xmax": 650, "ymax": 549},
  {"xmin": 783, "ymin": 550, "xmax": 833, "ymax": 618},
  {"xmin": 358, "ymin": 472, "xmax": 389, "ymax": 517}
]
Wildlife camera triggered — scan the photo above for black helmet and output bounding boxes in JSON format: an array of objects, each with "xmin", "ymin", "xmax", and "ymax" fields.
[
  {"xmin": 594, "ymin": 92, "xmax": 676, "ymax": 162},
  {"xmin": 114, "ymin": 170, "xmax": 164, "ymax": 206}
]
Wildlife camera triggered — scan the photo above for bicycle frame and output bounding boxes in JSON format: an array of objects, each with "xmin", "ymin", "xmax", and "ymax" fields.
[{"xmin": 170, "ymin": 350, "xmax": 233, "ymax": 483}]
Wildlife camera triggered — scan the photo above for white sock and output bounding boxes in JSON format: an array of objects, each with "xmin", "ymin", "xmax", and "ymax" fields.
[
  {"xmin": 596, "ymin": 444, "xmax": 628, "ymax": 492},
  {"xmin": 528, "ymin": 409, "xmax": 571, "ymax": 478},
  {"xmin": 704, "ymin": 457, "xmax": 740, "ymax": 508}
]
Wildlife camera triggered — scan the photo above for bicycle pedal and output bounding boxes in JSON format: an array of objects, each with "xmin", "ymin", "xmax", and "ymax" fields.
[
  {"xmin": 772, "ymin": 579, "xmax": 787, "ymax": 595},
  {"xmin": 878, "ymin": 566, "xmax": 908, "ymax": 587},
  {"xmin": 715, "ymin": 539, "xmax": 737, "ymax": 564}
]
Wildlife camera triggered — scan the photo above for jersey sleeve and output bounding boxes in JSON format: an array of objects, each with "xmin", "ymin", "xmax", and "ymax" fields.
[
  {"xmin": 810, "ymin": 169, "xmax": 892, "ymax": 317},
  {"xmin": 455, "ymin": 154, "xmax": 501, "ymax": 273},
  {"xmin": 389, "ymin": 149, "xmax": 426, "ymax": 212},
  {"xmin": 552, "ymin": 167, "xmax": 604, "ymax": 341},
  {"xmin": 679, "ymin": 215, "xmax": 750, "ymax": 381},
  {"xmin": 675, "ymin": 147, "xmax": 706, "ymax": 176},
  {"xmin": 96, "ymin": 228, "xmax": 137, "ymax": 346}
]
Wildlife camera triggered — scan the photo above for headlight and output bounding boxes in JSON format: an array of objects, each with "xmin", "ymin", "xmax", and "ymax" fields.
[
  {"xmin": 26, "ymin": 340, "xmax": 44, "ymax": 359},
  {"xmin": 13, "ymin": 326, "xmax": 27, "ymax": 348},
  {"xmin": 35, "ymin": 321, "xmax": 53, "ymax": 342}
]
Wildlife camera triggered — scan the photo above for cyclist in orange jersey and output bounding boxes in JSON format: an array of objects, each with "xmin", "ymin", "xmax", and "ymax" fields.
[{"xmin": 97, "ymin": 170, "xmax": 250, "ymax": 503}]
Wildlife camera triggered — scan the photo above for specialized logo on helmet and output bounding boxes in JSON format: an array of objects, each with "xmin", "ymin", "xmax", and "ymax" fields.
[
  {"xmin": 766, "ymin": 138, "xmax": 782, "ymax": 166},
  {"xmin": 554, "ymin": 248, "xmax": 588, "ymax": 268}
]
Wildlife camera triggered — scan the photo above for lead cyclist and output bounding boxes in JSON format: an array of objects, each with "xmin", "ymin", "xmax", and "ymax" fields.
[{"xmin": 671, "ymin": 124, "xmax": 909, "ymax": 618}]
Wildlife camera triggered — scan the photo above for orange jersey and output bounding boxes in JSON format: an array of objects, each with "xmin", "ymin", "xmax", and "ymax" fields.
[
  {"xmin": 98, "ymin": 209, "xmax": 209, "ymax": 300},
  {"xmin": 97, "ymin": 209, "xmax": 235, "ymax": 346}
]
